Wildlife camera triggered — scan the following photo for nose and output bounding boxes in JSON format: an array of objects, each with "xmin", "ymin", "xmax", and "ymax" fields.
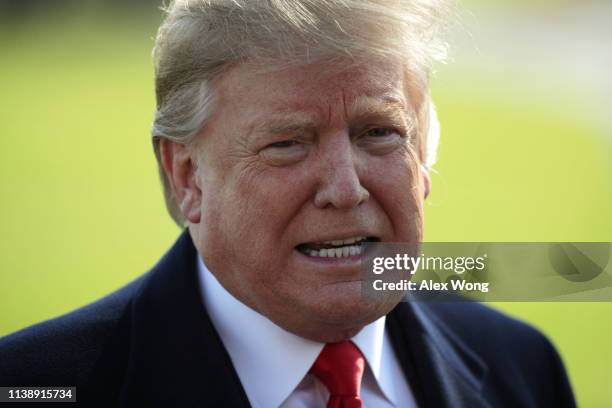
[{"xmin": 313, "ymin": 135, "xmax": 370, "ymax": 210}]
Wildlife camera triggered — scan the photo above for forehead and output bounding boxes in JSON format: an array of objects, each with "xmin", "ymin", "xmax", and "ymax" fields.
[{"xmin": 214, "ymin": 59, "xmax": 413, "ymax": 116}]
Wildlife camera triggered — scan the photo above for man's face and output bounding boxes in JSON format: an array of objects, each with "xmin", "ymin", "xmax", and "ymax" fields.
[{"xmin": 190, "ymin": 59, "xmax": 427, "ymax": 341}]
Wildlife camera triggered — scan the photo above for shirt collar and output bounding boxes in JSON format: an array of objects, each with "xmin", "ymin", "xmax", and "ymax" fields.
[
  {"xmin": 352, "ymin": 314, "xmax": 398, "ymax": 405},
  {"xmin": 197, "ymin": 255, "xmax": 397, "ymax": 407}
]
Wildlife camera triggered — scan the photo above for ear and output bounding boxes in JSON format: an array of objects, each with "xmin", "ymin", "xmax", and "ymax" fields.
[
  {"xmin": 422, "ymin": 166, "xmax": 431, "ymax": 200},
  {"xmin": 159, "ymin": 138, "xmax": 202, "ymax": 224}
]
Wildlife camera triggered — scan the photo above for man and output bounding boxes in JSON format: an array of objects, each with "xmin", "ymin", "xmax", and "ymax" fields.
[{"xmin": 0, "ymin": 1, "xmax": 575, "ymax": 407}]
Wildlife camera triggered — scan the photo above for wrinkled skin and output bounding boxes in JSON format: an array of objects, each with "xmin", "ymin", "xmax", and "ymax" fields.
[{"xmin": 160, "ymin": 59, "xmax": 430, "ymax": 342}]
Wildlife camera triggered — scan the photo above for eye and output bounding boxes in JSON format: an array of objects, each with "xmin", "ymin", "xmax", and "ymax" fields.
[
  {"xmin": 267, "ymin": 140, "xmax": 299, "ymax": 148},
  {"xmin": 260, "ymin": 138, "xmax": 309, "ymax": 166},
  {"xmin": 357, "ymin": 126, "xmax": 405, "ymax": 155},
  {"xmin": 365, "ymin": 128, "xmax": 399, "ymax": 138}
]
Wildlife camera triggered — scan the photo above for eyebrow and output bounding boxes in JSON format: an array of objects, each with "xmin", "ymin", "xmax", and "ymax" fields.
[
  {"xmin": 251, "ymin": 94, "xmax": 413, "ymax": 136},
  {"xmin": 264, "ymin": 114, "xmax": 319, "ymax": 134},
  {"xmin": 248, "ymin": 111, "xmax": 319, "ymax": 140},
  {"xmin": 347, "ymin": 95, "xmax": 415, "ymax": 133},
  {"xmin": 347, "ymin": 94, "xmax": 411, "ymax": 121}
]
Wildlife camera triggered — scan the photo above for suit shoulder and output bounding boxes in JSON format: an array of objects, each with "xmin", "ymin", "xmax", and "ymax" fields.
[
  {"xmin": 424, "ymin": 300, "xmax": 540, "ymax": 337},
  {"xmin": 0, "ymin": 274, "xmax": 147, "ymax": 385},
  {"xmin": 420, "ymin": 300, "xmax": 556, "ymax": 357},
  {"xmin": 408, "ymin": 301, "xmax": 575, "ymax": 406},
  {"xmin": 419, "ymin": 301, "xmax": 573, "ymax": 401}
]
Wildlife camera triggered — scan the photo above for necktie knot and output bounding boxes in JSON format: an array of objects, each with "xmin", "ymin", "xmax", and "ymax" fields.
[{"xmin": 310, "ymin": 341, "xmax": 365, "ymax": 408}]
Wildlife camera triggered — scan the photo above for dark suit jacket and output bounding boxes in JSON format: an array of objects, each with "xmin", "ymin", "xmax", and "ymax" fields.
[{"xmin": 0, "ymin": 232, "xmax": 576, "ymax": 407}]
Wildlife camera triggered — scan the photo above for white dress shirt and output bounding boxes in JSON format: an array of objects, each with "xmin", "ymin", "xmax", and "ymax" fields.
[{"xmin": 198, "ymin": 256, "xmax": 417, "ymax": 408}]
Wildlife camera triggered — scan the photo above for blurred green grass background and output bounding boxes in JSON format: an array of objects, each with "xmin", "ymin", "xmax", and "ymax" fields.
[{"xmin": 1, "ymin": 1, "xmax": 611, "ymax": 406}]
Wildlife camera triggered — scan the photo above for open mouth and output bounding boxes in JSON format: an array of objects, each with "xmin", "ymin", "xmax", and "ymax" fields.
[{"xmin": 296, "ymin": 236, "xmax": 379, "ymax": 258}]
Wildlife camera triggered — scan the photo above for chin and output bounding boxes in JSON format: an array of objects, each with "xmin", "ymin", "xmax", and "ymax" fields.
[
  {"xmin": 275, "ymin": 296, "xmax": 399, "ymax": 343},
  {"xmin": 295, "ymin": 303, "xmax": 385, "ymax": 343},
  {"xmin": 309, "ymin": 292, "xmax": 399, "ymax": 330},
  {"xmin": 268, "ymin": 282, "xmax": 405, "ymax": 342}
]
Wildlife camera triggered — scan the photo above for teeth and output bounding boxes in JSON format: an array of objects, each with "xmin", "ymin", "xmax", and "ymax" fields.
[
  {"xmin": 320, "ymin": 236, "xmax": 366, "ymax": 246},
  {"xmin": 300, "ymin": 236, "xmax": 372, "ymax": 258},
  {"xmin": 306, "ymin": 245, "xmax": 363, "ymax": 258}
]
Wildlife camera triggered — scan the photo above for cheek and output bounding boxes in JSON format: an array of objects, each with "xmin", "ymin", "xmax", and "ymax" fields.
[
  {"xmin": 211, "ymin": 163, "xmax": 314, "ymax": 257},
  {"xmin": 367, "ymin": 148, "xmax": 424, "ymax": 241}
]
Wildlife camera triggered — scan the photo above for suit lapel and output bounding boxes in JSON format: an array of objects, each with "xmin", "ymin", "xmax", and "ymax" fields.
[
  {"xmin": 387, "ymin": 301, "xmax": 491, "ymax": 408},
  {"xmin": 118, "ymin": 231, "xmax": 251, "ymax": 407}
]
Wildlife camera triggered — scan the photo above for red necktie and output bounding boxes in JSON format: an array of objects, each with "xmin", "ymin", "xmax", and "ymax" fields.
[{"xmin": 310, "ymin": 341, "xmax": 365, "ymax": 408}]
